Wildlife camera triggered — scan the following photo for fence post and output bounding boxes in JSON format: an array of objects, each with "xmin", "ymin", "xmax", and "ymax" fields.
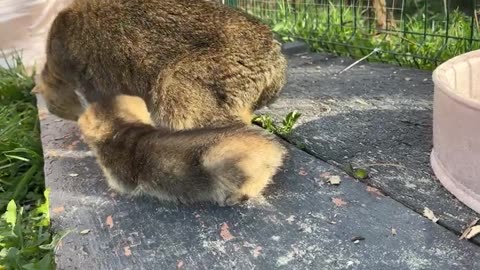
[{"xmin": 372, "ymin": 0, "xmax": 395, "ymax": 30}]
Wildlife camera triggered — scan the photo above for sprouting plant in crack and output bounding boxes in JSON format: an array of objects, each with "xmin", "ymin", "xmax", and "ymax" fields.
[
  {"xmin": 278, "ymin": 111, "xmax": 302, "ymax": 135},
  {"xmin": 344, "ymin": 163, "xmax": 369, "ymax": 180},
  {"xmin": 252, "ymin": 114, "xmax": 277, "ymax": 133},
  {"xmin": 252, "ymin": 111, "xmax": 302, "ymax": 136}
]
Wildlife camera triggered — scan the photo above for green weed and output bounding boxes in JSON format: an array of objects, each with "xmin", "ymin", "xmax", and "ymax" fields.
[
  {"xmin": 253, "ymin": 111, "xmax": 302, "ymax": 136},
  {"xmin": 344, "ymin": 163, "xmax": 369, "ymax": 180},
  {"xmin": 0, "ymin": 192, "xmax": 57, "ymax": 270},
  {"xmin": 0, "ymin": 55, "xmax": 56, "ymax": 269}
]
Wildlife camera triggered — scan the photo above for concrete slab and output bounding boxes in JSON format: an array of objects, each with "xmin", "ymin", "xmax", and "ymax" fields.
[
  {"xmin": 259, "ymin": 47, "xmax": 480, "ymax": 242},
  {"xmin": 38, "ymin": 98, "xmax": 480, "ymax": 269}
]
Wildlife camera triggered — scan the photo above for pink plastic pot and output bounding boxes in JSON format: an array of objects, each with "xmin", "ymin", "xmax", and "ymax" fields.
[{"xmin": 431, "ymin": 50, "xmax": 480, "ymax": 214}]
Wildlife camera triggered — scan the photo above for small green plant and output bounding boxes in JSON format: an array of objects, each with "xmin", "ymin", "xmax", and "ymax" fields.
[
  {"xmin": 252, "ymin": 114, "xmax": 277, "ymax": 133},
  {"xmin": 344, "ymin": 163, "xmax": 369, "ymax": 180},
  {"xmin": 278, "ymin": 111, "xmax": 302, "ymax": 135},
  {"xmin": 0, "ymin": 54, "xmax": 57, "ymax": 269},
  {"xmin": 0, "ymin": 191, "xmax": 58, "ymax": 270},
  {"xmin": 252, "ymin": 111, "xmax": 302, "ymax": 136}
]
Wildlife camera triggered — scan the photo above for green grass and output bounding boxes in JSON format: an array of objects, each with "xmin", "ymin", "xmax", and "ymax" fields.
[
  {"xmin": 233, "ymin": 0, "xmax": 480, "ymax": 70},
  {"xmin": 0, "ymin": 56, "xmax": 57, "ymax": 270}
]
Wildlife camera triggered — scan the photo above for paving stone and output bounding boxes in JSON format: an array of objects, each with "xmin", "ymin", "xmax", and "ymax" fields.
[
  {"xmin": 259, "ymin": 47, "xmax": 480, "ymax": 243},
  {"xmin": 37, "ymin": 97, "xmax": 480, "ymax": 269}
]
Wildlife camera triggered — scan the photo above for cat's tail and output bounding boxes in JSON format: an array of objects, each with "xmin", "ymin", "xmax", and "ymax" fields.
[
  {"xmin": 78, "ymin": 94, "xmax": 287, "ymax": 205},
  {"xmin": 201, "ymin": 126, "xmax": 287, "ymax": 205}
]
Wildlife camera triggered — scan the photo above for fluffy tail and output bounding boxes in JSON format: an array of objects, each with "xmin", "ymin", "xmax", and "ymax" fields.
[
  {"xmin": 79, "ymin": 94, "xmax": 287, "ymax": 205},
  {"xmin": 201, "ymin": 127, "xmax": 287, "ymax": 205}
]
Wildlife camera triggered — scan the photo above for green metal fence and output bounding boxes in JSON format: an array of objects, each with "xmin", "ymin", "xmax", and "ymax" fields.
[{"xmin": 223, "ymin": 0, "xmax": 480, "ymax": 69}]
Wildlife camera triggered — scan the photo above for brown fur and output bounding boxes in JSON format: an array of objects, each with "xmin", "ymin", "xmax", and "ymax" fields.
[
  {"xmin": 38, "ymin": 0, "xmax": 287, "ymax": 128},
  {"xmin": 78, "ymin": 95, "xmax": 286, "ymax": 206}
]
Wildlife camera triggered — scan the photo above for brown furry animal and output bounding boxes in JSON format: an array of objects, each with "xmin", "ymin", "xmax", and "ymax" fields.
[
  {"xmin": 78, "ymin": 95, "xmax": 286, "ymax": 205},
  {"xmin": 35, "ymin": 0, "xmax": 287, "ymax": 128}
]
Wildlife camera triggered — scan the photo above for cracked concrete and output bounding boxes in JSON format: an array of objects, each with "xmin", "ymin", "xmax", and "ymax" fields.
[
  {"xmin": 262, "ymin": 44, "xmax": 480, "ymax": 242},
  {"xmin": 36, "ymin": 43, "xmax": 480, "ymax": 269}
]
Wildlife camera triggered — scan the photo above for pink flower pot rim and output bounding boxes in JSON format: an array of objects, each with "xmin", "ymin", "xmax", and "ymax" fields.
[{"xmin": 432, "ymin": 49, "xmax": 480, "ymax": 111}]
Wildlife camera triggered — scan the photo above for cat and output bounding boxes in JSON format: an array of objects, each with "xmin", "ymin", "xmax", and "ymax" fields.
[
  {"xmin": 34, "ymin": 0, "xmax": 287, "ymax": 129},
  {"xmin": 77, "ymin": 94, "xmax": 287, "ymax": 205}
]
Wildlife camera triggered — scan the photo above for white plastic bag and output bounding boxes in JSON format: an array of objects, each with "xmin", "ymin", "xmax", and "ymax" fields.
[{"xmin": 0, "ymin": 0, "xmax": 72, "ymax": 70}]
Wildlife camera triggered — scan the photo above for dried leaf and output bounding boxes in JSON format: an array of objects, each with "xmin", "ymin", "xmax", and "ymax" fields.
[
  {"xmin": 366, "ymin": 186, "xmax": 384, "ymax": 197},
  {"xmin": 332, "ymin": 197, "xmax": 347, "ymax": 207},
  {"xmin": 298, "ymin": 168, "xmax": 308, "ymax": 176},
  {"xmin": 52, "ymin": 206, "xmax": 65, "ymax": 214},
  {"xmin": 286, "ymin": 215, "xmax": 296, "ymax": 223},
  {"xmin": 460, "ymin": 218, "xmax": 479, "ymax": 240},
  {"xmin": 327, "ymin": 175, "xmax": 341, "ymax": 185},
  {"xmin": 423, "ymin": 207, "xmax": 439, "ymax": 223},
  {"xmin": 252, "ymin": 246, "xmax": 262, "ymax": 258},
  {"xmin": 124, "ymin": 246, "xmax": 132, "ymax": 256},
  {"xmin": 219, "ymin": 222, "xmax": 235, "ymax": 241},
  {"xmin": 465, "ymin": 226, "xmax": 480, "ymax": 240},
  {"xmin": 79, "ymin": 229, "xmax": 90, "ymax": 235},
  {"xmin": 105, "ymin": 215, "xmax": 114, "ymax": 228}
]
